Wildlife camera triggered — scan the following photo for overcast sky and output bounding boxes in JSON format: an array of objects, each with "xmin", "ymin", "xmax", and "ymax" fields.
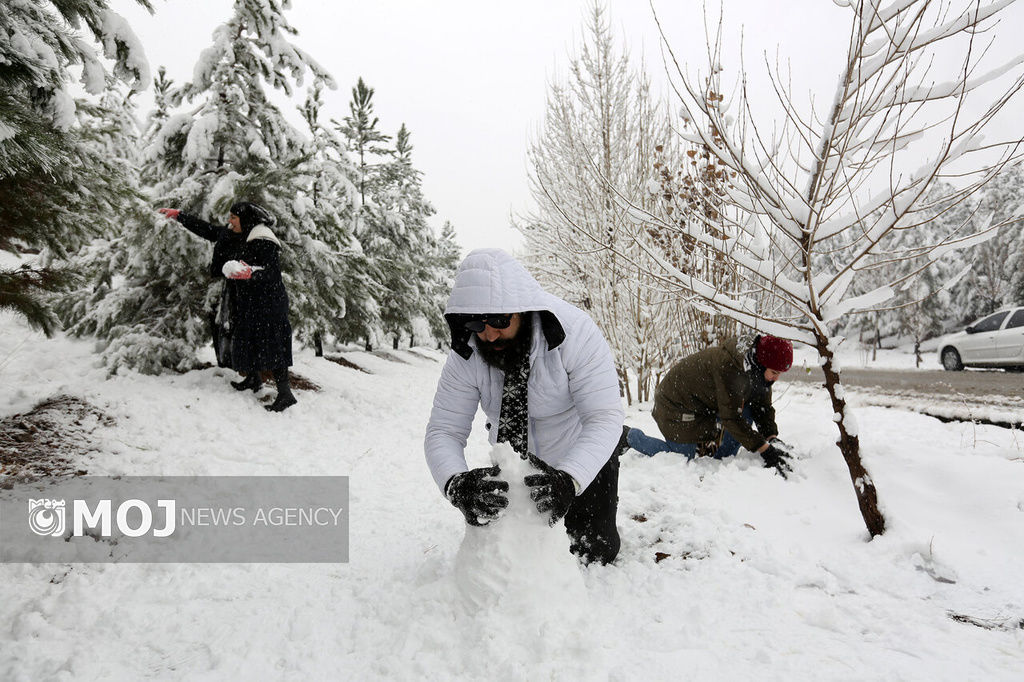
[{"xmin": 109, "ymin": 0, "xmax": 1020, "ymax": 257}]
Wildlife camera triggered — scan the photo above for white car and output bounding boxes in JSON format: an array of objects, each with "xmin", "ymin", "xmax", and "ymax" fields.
[{"xmin": 938, "ymin": 306, "xmax": 1024, "ymax": 370}]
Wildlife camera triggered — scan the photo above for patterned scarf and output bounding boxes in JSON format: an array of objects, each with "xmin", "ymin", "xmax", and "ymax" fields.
[{"xmin": 496, "ymin": 327, "xmax": 531, "ymax": 459}]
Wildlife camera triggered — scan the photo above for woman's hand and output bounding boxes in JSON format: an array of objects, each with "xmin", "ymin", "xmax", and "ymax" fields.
[
  {"xmin": 157, "ymin": 208, "xmax": 180, "ymax": 220},
  {"xmin": 222, "ymin": 260, "xmax": 253, "ymax": 280}
]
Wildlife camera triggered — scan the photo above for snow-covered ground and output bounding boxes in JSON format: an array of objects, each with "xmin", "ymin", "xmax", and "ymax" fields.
[{"xmin": 2, "ymin": 314, "xmax": 1023, "ymax": 680}]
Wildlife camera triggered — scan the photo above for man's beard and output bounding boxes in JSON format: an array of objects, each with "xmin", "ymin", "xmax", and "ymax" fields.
[{"xmin": 476, "ymin": 314, "xmax": 533, "ymax": 372}]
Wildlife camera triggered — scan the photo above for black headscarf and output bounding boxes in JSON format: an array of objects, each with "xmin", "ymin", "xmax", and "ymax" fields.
[
  {"xmin": 229, "ymin": 202, "xmax": 275, "ymax": 233},
  {"xmin": 746, "ymin": 334, "xmax": 773, "ymax": 393}
]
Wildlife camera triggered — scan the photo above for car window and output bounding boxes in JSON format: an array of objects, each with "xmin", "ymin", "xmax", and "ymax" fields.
[
  {"xmin": 973, "ymin": 311, "xmax": 1009, "ymax": 333},
  {"xmin": 1006, "ymin": 309, "xmax": 1024, "ymax": 329}
]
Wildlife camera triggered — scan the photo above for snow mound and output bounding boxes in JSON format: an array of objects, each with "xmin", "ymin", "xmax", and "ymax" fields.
[{"xmin": 454, "ymin": 443, "xmax": 587, "ymax": 632}]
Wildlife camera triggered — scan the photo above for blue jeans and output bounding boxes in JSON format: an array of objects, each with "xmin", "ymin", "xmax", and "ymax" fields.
[{"xmin": 626, "ymin": 408, "xmax": 751, "ymax": 460}]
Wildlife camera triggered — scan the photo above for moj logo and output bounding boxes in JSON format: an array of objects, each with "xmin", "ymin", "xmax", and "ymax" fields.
[
  {"xmin": 28, "ymin": 499, "xmax": 65, "ymax": 537},
  {"xmin": 28, "ymin": 499, "xmax": 176, "ymax": 538}
]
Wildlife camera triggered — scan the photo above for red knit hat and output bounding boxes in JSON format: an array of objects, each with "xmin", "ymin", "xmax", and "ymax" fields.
[{"xmin": 755, "ymin": 335, "xmax": 793, "ymax": 372}]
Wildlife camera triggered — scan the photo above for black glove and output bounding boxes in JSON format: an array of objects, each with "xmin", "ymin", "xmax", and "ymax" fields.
[
  {"xmin": 769, "ymin": 437, "xmax": 795, "ymax": 455},
  {"xmin": 760, "ymin": 444, "xmax": 793, "ymax": 479},
  {"xmin": 523, "ymin": 454, "xmax": 576, "ymax": 525},
  {"xmin": 695, "ymin": 440, "xmax": 719, "ymax": 458},
  {"xmin": 445, "ymin": 466, "xmax": 509, "ymax": 526}
]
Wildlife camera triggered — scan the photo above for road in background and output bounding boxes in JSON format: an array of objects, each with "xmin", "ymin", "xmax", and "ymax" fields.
[
  {"xmin": 784, "ymin": 367, "xmax": 1024, "ymax": 428},
  {"xmin": 786, "ymin": 367, "xmax": 1024, "ymax": 400}
]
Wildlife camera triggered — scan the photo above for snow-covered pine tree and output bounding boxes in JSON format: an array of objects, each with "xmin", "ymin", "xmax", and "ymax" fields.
[
  {"xmin": 52, "ymin": 85, "xmax": 152, "ymax": 331},
  {"xmin": 331, "ymin": 81, "xmax": 457, "ymax": 350},
  {"xmin": 949, "ymin": 163, "xmax": 1024, "ymax": 322},
  {"xmin": 145, "ymin": 66, "xmax": 175, "ymax": 144},
  {"xmin": 427, "ymin": 220, "xmax": 462, "ymax": 346},
  {"xmin": 0, "ymin": 0, "xmax": 151, "ymax": 334},
  {"xmin": 368, "ymin": 123, "xmax": 443, "ymax": 349},
  {"xmin": 335, "ymin": 77, "xmax": 392, "ymax": 209},
  {"xmin": 65, "ymin": 0, "xmax": 352, "ymax": 373},
  {"xmin": 837, "ymin": 182, "xmax": 975, "ymax": 359},
  {"xmin": 297, "ymin": 81, "xmax": 379, "ymax": 352},
  {"xmin": 334, "ymin": 77, "xmax": 394, "ymax": 350},
  {"xmin": 336, "ymin": 81, "xmax": 447, "ymax": 350}
]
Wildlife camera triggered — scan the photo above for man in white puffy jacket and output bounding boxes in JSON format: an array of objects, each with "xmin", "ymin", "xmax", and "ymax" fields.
[{"xmin": 424, "ymin": 248, "xmax": 627, "ymax": 565}]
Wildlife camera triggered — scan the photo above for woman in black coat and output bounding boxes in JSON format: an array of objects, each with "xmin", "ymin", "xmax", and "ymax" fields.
[{"xmin": 159, "ymin": 201, "xmax": 296, "ymax": 412}]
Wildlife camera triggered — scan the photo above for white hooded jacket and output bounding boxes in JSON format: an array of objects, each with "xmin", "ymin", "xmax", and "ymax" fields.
[{"xmin": 424, "ymin": 249, "xmax": 624, "ymax": 494}]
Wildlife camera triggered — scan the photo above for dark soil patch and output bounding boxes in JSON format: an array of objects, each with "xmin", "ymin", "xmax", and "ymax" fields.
[
  {"xmin": 371, "ymin": 351, "xmax": 411, "ymax": 364},
  {"xmin": 281, "ymin": 371, "xmax": 319, "ymax": 392},
  {"xmin": 948, "ymin": 612, "xmax": 1024, "ymax": 631},
  {"xmin": 0, "ymin": 395, "xmax": 113, "ymax": 483},
  {"xmin": 325, "ymin": 354, "xmax": 373, "ymax": 374},
  {"xmin": 186, "ymin": 361, "xmax": 215, "ymax": 373},
  {"xmin": 231, "ymin": 370, "xmax": 321, "ymax": 391}
]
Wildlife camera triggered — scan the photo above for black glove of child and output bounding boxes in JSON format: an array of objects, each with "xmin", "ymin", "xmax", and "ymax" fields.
[
  {"xmin": 445, "ymin": 466, "xmax": 509, "ymax": 526},
  {"xmin": 760, "ymin": 444, "xmax": 793, "ymax": 479},
  {"xmin": 523, "ymin": 454, "xmax": 576, "ymax": 525}
]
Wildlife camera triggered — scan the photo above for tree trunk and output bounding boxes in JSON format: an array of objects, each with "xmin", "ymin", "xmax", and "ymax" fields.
[
  {"xmin": 816, "ymin": 335, "xmax": 886, "ymax": 537},
  {"xmin": 392, "ymin": 335, "xmax": 399, "ymax": 350},
  {"xmin": 314, "ymin": 332, "xmax": 324, "ymax": 358},
  {"xmin": 618, "ymin": 367, "xmax": 632, "ymax": 406}
]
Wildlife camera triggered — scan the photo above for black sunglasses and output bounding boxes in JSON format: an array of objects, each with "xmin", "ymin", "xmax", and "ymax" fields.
[{"xmin": 462, "ymin": 314, "xmax": 513, "ymax": 333}]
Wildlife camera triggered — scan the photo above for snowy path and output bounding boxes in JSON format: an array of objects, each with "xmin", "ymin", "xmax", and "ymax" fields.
[{"xmin": 1, "ymin": 320, "xmax": 1024, "ymax": 680}]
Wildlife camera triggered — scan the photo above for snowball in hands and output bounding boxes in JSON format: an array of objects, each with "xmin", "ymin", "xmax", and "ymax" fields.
[{"xmin": 222, "ymin": 260, "xmax": 262, "ymax": 279}]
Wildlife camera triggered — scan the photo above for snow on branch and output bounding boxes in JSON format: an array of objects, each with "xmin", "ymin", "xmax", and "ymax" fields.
[
  {"xmin": 97, "ymin": 10, "xmax": 150, "ymax": 91},
  {"xmin": 637, "ymin": 0, "xmax": 1024, "ymax": 351},
  {"xmin": 821, "ymin": 283, "xmax": 895, "ymax": 323}
]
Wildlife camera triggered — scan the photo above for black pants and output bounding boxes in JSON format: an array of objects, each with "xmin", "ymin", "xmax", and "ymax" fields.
[{"xmin": 564, "ymin": 426, "xmax": 627, "ymax": 565}]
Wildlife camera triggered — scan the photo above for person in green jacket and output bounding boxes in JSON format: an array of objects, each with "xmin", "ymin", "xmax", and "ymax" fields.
[{"xmin": 626, "ymin": 334, "xmax": 794, "ymax": 477}]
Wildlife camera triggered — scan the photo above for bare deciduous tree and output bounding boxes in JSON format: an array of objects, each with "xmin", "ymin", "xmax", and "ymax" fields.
[
  {"xmin": 518, "ymin": 1, "xmax": 688, "ymax": 404},
  {"xmin": 616, "ymin": 0, "xmax": 1024, "ymax": 536}
]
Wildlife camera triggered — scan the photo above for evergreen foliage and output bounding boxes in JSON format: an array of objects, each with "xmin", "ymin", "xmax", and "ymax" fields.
[
  {"xmin": 54, "ymin": 4, "xmax": 458, "ymax": 371},
  {"xmin": 61, "ymin": 0, "xmax": 352, "ymax": 373},
  {"xmin": 335, "ymin": 78, "xmax": 391, "ymax": 206},
  {"xmin": 839, "ymin": 164, "xmax": 1024, "ymax": 347},
  {"xmin": 371, "ymin": 123, "xmax": 440, "ymax": 348},
  {"xmin": 337, "ymin": 84, "xmax": 453, "ymax": 350},
  {"xmin": 297, "ymin": 81, "xmax": 379, "ymax": 350},
  {"xmin": 428, "ymin": 221, "xmax": 463, "ymax": 343},
  {"xmin": 0, "ymin": 0, "xmax": 152, "ymax": 335}
]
